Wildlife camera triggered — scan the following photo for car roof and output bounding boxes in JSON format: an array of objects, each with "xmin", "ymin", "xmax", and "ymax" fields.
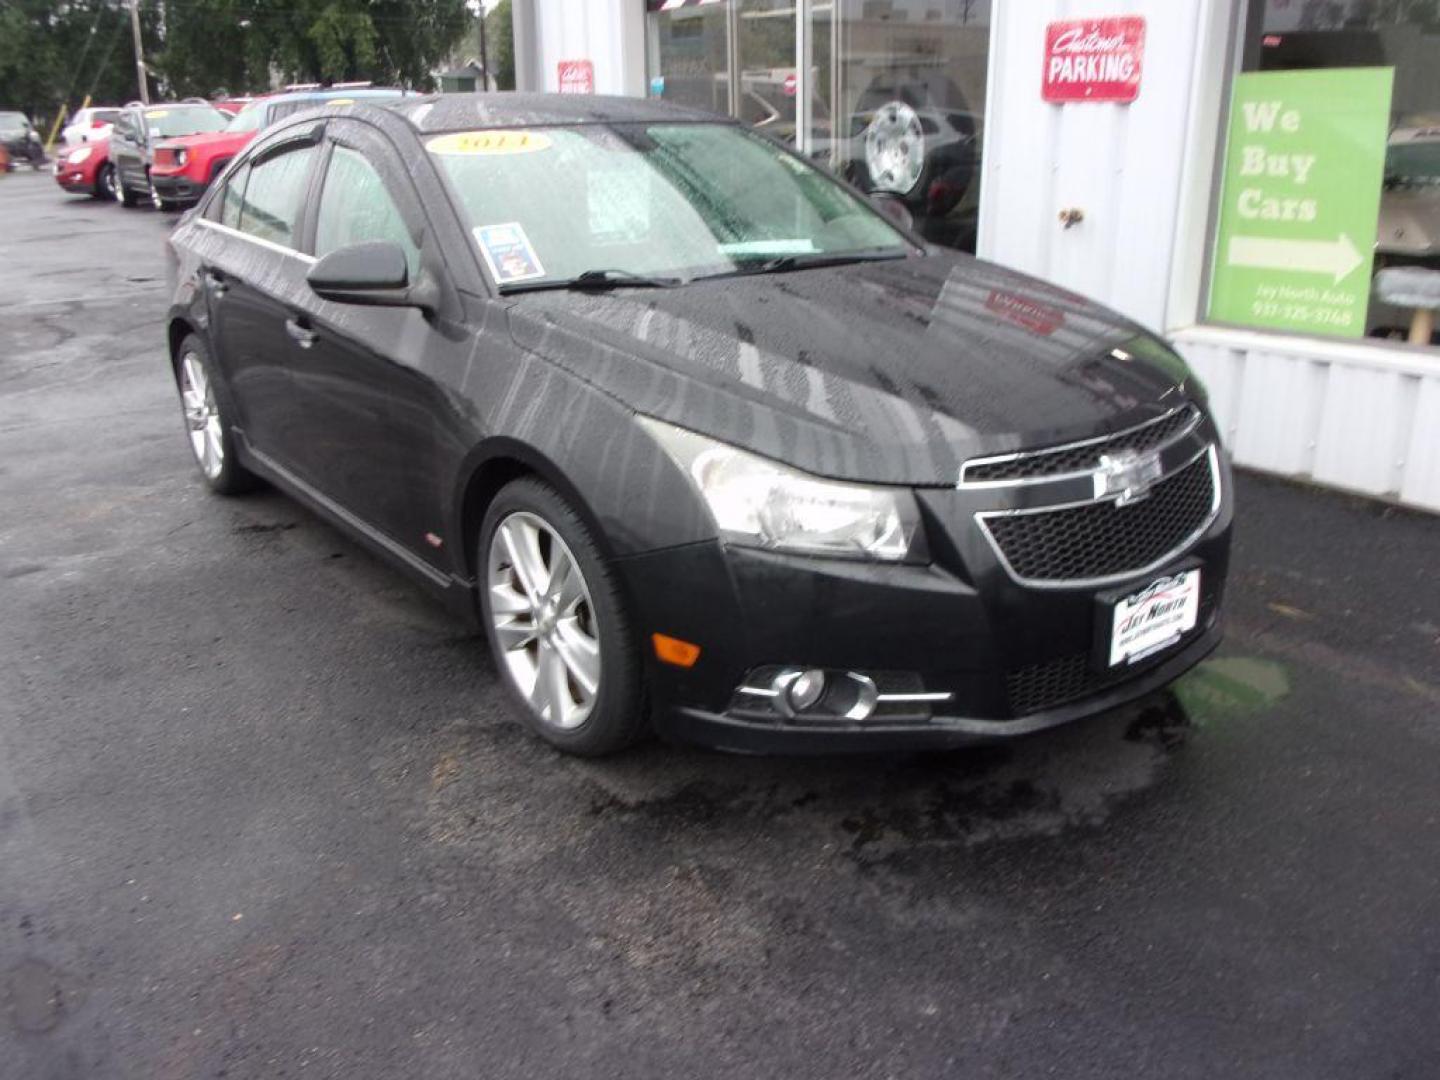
[
  {"xmin": 264, "ymin": 87, "xmax": 407, "ymax": 106},
  {"xmin": 378, "ymin": 92, "xmax": 726, "ymax": 133}
]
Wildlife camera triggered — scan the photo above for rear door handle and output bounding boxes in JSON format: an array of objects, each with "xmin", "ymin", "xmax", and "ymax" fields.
[
  {"xmin": 204, "ymin": 270, "xmax": 228, "ymax": 296},
  {"xmin": 285, "ymin": 317, "xmax": 317, "ymax": 349}
]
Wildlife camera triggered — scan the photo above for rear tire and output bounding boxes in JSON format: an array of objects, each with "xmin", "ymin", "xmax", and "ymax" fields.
[
  {"xmin": 479, "ymin": 478, "xmax": 647, "ymax": 756},
  {"xmin": 174, "ymin": 333, "xmax": 257, "ymax": 496}
]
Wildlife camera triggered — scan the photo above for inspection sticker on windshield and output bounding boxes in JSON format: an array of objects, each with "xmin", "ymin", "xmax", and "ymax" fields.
[
  {"xmin": 474, "ymin": 223, "xmax": 545, "ymax": 284},
  {"xmin": 427, "ymin": 130, "xmax": 552, "ymax": 156},
  {"xmin": 1108, "ymin": 569, "xmax": 1201, "ymax": 666}
]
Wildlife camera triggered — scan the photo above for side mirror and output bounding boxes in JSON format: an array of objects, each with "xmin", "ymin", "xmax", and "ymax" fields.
[
  {"xmin": 307, "ymin": 240, "xmax": 435, "ymax": 312},
  {"xmin": 869, "ymin": 191, "xmax": 915, "ymax": 233}
]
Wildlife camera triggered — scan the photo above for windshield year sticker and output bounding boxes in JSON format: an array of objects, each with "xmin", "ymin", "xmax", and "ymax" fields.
[
  {"xmin": 474, "ymin": 223, "xmax": 545, "ymax": 284},
  {"xmin": 427, "ymin": 130, "xmax": 552, "ymax": 156}
]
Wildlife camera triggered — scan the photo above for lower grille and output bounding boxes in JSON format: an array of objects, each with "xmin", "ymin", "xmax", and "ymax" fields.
[
  {"xmin": 1005, "ymin": 595, "xmax": 1217, "ymax": 715},
  {"xmin": 981, "ymin": 448, "xmax": 1218, "ymax": 584}
]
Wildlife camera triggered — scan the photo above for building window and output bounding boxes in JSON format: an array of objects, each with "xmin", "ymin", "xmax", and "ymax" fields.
[
  {"xmin": 1207, "ymin": 0, "xmax": 1440, "ymax": 348},
  {"xmin": 646, "ymin": 0, "xmax": 991, "ymax": 254}
]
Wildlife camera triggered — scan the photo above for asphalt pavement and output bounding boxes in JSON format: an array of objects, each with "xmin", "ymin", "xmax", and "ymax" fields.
[{"xmin": 2, "ymin": 170, "xmax": 1439, "ymax": 1079}]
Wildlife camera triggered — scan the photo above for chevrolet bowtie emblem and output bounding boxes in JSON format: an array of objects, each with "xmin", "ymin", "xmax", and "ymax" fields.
[{"xmin": 1094, "ymin": 450, "xmax": 1163, "ymax": 505}]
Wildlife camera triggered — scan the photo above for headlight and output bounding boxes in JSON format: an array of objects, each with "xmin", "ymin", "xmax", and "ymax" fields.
[
  {"xmin": 67, "ymin": 146, "xmax": 92, "ymax": 164},
  {"xmin": 640, "ymin": 416, "xmax": 921, "ymax": 561}
]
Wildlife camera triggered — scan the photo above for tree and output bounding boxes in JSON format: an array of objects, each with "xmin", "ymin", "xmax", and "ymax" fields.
[
  {"xmin": 0, "ymin": 0, "xmax": 159, "ymax": 128},
  {"xmin": 484, "ymin": 0, "xmax": 513, "ymax": 91},
  {"xmin": 0, "ymin": 0, "xmax": 472, "ymax": 130}
]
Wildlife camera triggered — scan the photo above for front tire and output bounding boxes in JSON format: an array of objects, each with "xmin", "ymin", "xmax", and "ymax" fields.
[
  {"xmin": 479, "ymin": 479, "xmax": 646, "ymax": 756},
  {"xmin": 95, "ymin": 163, "xmax": 116, "ymax": 201},
  {"xmin": 118, "ymin": 178, "xmax": 142, "ymax": 208},
  {"xmin": 175, "ymin": 334, "xmax": 256, "ymax": 495}
]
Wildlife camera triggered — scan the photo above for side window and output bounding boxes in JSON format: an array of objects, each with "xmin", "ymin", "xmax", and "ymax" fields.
[
  {"xmin": 314, "ymin": 145, "xmax": 421, "ymax": 278},
  {"xmin": 236, "ymin": 144, "xmax": 317, "ymax": 248},
  {"xmin": 219, "ymin": 162, "xmax": 248, "ymax": 228},
  {"xmin": 114, "ymin": 112, "xmax": 133, "ymax": 141}
]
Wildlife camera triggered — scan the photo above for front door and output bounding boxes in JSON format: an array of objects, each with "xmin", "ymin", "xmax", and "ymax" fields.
[
  {"xmin": 109, "ymin": 109, "xmax": 146, "ymax": 193},
  {"xmin": 284, "ymin": 122, "xmax": 454, "ymax": 571}
]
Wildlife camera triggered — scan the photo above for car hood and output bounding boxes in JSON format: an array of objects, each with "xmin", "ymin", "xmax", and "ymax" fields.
[
  {"xmin": 155, "ymin": 130, "xmax": 250, "ymax": 153},
  {"xmin": 504, "ymin": 252, "xmax": 1195, "ymax": 486}
]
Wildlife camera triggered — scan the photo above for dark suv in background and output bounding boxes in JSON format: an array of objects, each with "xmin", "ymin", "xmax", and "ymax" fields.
[
  {"xmin": 0, "ymin": 109, "xmax": 44, "ymax": 170},
  {"xmin": 109, "ymin": 100, "xmax": 230, "ymax": 209}
]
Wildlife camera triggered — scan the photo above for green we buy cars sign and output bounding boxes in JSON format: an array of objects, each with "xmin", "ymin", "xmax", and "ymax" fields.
[{"xmin": 1209, "ymin": 68, "xmax": 1393, "ymax": 338}]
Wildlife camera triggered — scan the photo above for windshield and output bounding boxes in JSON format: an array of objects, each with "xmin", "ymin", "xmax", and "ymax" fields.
[
  {"xmin": 145, "ymin": 106, "xmax": 229, "ymax": 139},
  {"xmin": 1387, "ymin": 141, "xmax": 1440, "ymax": 186},
  {"xmin": 0, "ymin": 112, "xmax": 28, "ymax": 133},
  {"xmin": 226, "ymin": 101, "xmax": 266, "ymax": 134},
  {"xmin": 427, "ymin": 122, "xmax": 909, "ymax": 288}
]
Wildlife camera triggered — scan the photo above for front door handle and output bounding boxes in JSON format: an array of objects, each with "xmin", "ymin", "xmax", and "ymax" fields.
[
  {"xmin": 204, "ymin": 270, "xmax": 228, "ymax": 296},
  {"xmin": 285, "ymin": 317, "xmax": 317, "ymax": 349}
]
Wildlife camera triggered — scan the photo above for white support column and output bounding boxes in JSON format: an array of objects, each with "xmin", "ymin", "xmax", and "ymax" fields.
[{"xmin": 795, "ymin": 0, "xmax": 813, "ymax": 156}]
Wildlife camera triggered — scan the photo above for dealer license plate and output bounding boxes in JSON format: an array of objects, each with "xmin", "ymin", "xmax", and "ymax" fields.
[{"xmin": 1108, "ymin": 569, "xmax": 1201, "ymax": 667}]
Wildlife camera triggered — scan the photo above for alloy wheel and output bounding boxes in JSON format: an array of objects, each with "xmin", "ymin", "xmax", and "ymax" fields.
[
  {"xmin": 487, "ymin": 511, "xmax": 601, "ymax": 730},
  {"xmin": 100, "ymin": 165, "xmax": 116, "ymax": 200},
  {"xmin": 179, "ymin": 351, "xmax": 224, "ymax": 480}
]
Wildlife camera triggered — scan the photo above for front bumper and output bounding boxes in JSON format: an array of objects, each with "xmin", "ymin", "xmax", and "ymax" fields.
[
  {"xmin": 54, "ymin": 163, "xmax": 94, "ymax": 192},
  {"xmin": 151, "ymin": 171, "xmax": 205, "ymax": 204},
  {"xmin": 619, "ymin": 436, "xmax": 1233, "ymax": 754}
]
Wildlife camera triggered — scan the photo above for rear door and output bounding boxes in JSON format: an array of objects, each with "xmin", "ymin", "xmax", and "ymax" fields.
[
  {"xmin": 284, "ymin": 119, "xmax": 455, "ymax": 568},
  {"xmin": 200, "ymin": 127, "xmax": 324, "ymax": 469}
]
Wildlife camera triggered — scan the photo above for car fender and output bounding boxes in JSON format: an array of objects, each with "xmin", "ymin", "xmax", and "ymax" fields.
[{"xmin": 448, "ymin": 347, "xmax": 719, "ymax": 574}]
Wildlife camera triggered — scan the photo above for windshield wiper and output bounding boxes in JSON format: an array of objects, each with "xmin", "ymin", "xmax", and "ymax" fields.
[
  {"xmin": 502, "ymin": 268, "xmax": 686, "ymax": 294},
  {"xmin": 696, "ymin": 248, "xmax": 911, "ymax": 282}
]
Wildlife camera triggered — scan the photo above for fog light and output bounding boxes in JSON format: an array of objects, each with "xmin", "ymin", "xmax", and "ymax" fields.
[{"xmin": 786, "ymin": 669, "xmax": 826, "ymax": 712}]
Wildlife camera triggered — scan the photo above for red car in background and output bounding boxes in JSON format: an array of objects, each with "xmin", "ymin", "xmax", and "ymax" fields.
[
  {"xmin": 53, "ymin": 137, "xmax": 116, "ymax": 200},
  {"xmin": 149, "ymin": 87, "xmax": 406, "ymax": 208}
]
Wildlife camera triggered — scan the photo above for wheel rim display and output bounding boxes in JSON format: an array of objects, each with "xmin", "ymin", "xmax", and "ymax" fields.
[
  {"xmin": 487, "ymin": 511, "xmax": 601, "ymax": 730},
  {"xmin": 179, "ymin": 351, "xmax": 224, "ymax": 479},
  {"xmin": 864, "ymin": 100, "xmax": 926, "ymax": 196}
]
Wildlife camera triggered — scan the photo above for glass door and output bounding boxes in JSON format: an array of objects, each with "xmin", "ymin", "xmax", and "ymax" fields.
[{"xmin": 809, "ymin": 0, "xmax": 992, "ymax": 252}]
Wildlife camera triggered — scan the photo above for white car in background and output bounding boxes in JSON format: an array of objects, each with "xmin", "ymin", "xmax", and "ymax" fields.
[{"xmin": 60, "ymin": 106, "xmax": 121, "ymax": 148}]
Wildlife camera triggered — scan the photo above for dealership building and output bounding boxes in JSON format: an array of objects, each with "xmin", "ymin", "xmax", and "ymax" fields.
[{"xmin": 507, "ymin": 0, "xmax": 1440, "ymax": 513}]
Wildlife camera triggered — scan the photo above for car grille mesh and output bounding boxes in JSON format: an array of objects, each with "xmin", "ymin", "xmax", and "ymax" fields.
[
  {"xmin": 982, "ymin": 451, "xmax": 1215, "ymax": 583},
  {"xmin": 963, "ymin": 406, "xmax": 1200, "ymax": 483}
]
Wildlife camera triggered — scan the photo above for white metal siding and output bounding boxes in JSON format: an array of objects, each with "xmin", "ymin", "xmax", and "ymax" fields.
[
  {"xmin": 978, "ymin": 0, "xmax": 1226, "ymax": 334},
  {"xmin": 1176, "ymin": 327, "xmax": 1440, "ymax": 512}
]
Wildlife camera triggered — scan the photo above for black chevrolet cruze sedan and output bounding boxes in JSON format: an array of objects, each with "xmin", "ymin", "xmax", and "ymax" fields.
[{"xmin": 164, "ymin": 93, "xmax": 1231, "ymax": 756}]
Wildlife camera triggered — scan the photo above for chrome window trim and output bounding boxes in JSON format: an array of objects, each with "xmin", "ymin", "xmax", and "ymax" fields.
[
  {"xmin": 196, "ymin": 217, "xmax": 318, "ymax": 264},
  {"xmin": 958, "ymin": 404, "xmax": 1201, "ymax": 489},
  {"xmin": 975, "ymin": 443, "xmax": 1222, "ymax": 591}
]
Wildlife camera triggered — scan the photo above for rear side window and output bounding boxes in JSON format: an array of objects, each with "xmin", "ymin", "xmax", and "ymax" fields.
[
  {"xmin": 219, "ymin": 163, "xmax": 248, "ymax": 229},
  {"xmin": 314, "ymin": 146, "xmax": 420, "ymax": 277},
  {"xmin": 236, "ymin": 145, "xmax": 316, "ymax": 248}
]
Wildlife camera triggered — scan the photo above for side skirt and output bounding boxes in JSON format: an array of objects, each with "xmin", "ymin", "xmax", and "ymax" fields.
[{"xmin": 237, "ymin": 434, "xmax": 481, "ymax": 627}]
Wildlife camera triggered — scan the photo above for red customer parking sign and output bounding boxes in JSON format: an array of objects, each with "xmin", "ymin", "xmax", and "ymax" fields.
[
  {"xmin": 1042, "ymin": 17, "xmax": 1145, "ymax": 103},
  {"xmin": 558, "ymin": 59, "xmax": 594, "ymax": 94}
]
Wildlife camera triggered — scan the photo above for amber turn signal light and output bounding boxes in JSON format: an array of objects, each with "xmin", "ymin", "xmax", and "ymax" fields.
[{"xmin": 652, "ymin": 633, "xmax": 701, "ymax": 668}]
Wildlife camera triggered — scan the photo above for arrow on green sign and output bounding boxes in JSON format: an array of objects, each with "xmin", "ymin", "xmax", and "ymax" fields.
[{"xmin": 1226, "ymin": 233, "xmax": 1365, "ymax": 285}]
